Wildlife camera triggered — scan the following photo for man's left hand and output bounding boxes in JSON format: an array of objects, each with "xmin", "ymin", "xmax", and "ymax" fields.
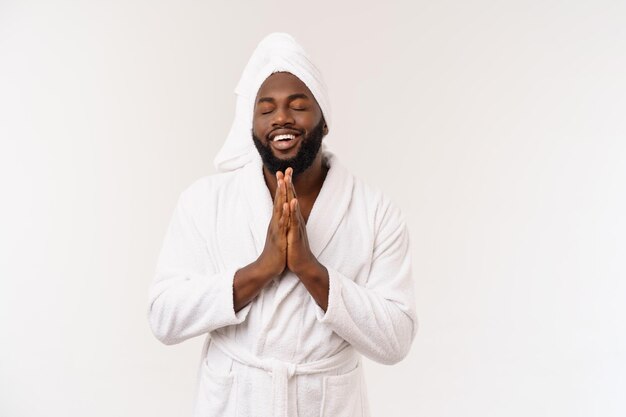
[
  {"xmin": 283, "ymin": 168, "xmax": 318, "ymax": 275},
  {"xmin": 282, "ymin": 168, "xmax": 329, "ymax": 311}
]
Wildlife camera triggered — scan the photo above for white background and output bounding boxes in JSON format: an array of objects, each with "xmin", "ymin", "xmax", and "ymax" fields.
[{"xmin": 1, "ymin": 0, "xmax": 625, "ymax": 416}]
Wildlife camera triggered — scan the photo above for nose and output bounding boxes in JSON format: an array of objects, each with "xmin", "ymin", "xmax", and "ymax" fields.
[{"xmin": 271, "ymin": 106, "xmax": 295, "ymax": 127}]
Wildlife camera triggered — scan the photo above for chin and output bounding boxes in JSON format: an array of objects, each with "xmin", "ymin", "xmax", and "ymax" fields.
[{"xmin": 272, "ymin": 147, "xmax": 301, "ymax": 160}]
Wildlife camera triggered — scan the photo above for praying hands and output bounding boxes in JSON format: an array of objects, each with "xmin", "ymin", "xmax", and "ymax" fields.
[
  {"xmin": 281, "ymin": 168, "xmax": 320, "ymax": 275},
  {"xmin": 233, "ymin": 167, "xmax": 329, "ymax": 313}
]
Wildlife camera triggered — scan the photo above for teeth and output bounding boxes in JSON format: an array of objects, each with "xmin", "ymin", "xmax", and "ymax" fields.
[{"xmin": 273, "ymin": 134, "xmax": 296, "ymax": 142}]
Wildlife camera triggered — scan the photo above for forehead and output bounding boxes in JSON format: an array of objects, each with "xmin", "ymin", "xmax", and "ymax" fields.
[{"xmin": 255, "ymin": 72, "xmax": 314, "ymax": 100}]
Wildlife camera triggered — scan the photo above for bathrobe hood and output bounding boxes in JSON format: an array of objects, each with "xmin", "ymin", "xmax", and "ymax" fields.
[{"xmin": 214, "ymin": 32, "xmax": 333, "ymax": 172}]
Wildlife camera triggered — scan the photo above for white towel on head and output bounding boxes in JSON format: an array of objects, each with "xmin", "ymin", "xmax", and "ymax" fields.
[{"xmin": 214, "ymin": 32, "xmax": 332, "ymax": 172}]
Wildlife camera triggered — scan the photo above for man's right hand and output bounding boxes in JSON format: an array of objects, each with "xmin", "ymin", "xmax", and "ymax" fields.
[
  {"xmin": 256, "ymin": 171, "xmax": 290, "ymax": 277},
  {"xmin": 233, "ymin": 171, "xmax": 289, "ymax": 312}
]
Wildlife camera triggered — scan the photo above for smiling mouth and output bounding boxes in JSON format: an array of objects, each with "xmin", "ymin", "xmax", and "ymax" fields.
[
  {"xmin": 272, "ymin": 133, "xmax": 297, "ymax": 142},
  {"xmin": 270, "ymin": 133, "xmax": 301, "ymax": 151}
]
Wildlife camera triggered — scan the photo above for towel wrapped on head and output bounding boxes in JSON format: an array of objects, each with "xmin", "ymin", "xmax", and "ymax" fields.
[{"xmin": 214, "ymin": 32, "xmax": 332, "ymax": 172}]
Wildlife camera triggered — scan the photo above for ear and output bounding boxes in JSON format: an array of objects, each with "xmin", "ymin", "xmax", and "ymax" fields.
[{"xmin": 323, "ymin": 124, "xmax": 329, "ymax": 135}]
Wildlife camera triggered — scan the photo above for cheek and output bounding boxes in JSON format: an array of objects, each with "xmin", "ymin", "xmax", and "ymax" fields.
[
  {"xmin": 297, "ymin": 113, "xmax": 319, "ymax": 130},
  {"xmin": 252, "ymin": 119, "xmax": 266, "ymax": 138}
]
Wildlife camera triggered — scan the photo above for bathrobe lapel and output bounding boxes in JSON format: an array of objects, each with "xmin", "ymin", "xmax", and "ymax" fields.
[
  {"xmin": 305, "ymin": 152, "xmax": 354, "ymax": 259},
  {"xmin": 242, "ymin": 156, "xmax": 274, "ymax": 257}
]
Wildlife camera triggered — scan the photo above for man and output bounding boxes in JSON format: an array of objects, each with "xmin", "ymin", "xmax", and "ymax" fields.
[{"xmin": 148, "ymin": 33, "xmax": 417, "ymax": 417}]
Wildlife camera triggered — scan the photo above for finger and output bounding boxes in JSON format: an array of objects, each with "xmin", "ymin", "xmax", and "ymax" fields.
[
  {"xmin": 295, "ymin": 198, "xmax": 307, "ymax": 231},
  {"xmin": 287, "ymin": 195, "xmax": 293, "ymax": 229},
  {"xmin": 282, "ymin": 172, "xmax": 288, "ymax": 204},
  {"xmin": 290, "ymin": 198, "xmax": 299, "ymax": 229},
  {"xmin": 285, "ymin": 168, "xmax": 293, "ymax": 202},
  {"xmin": 286, "ymin": 200, "xmax": 293, "ymax": 231},
  {"xmin": 273, "ymin": 178, "xmax": 285, "ymax": 216},
  {"xmin": 279, "ymin": 201, "xmax": 289, "ymax": 228},
  {"xmin": 286, "ymin": 167, "xmax": 297, "ymax": 199},
  {"xmin": 275, "ymin": 171, "xmax": 284, "ymax": 193},
  {"xmin": 276, "ymin": 170, "xmax": 286, "ymax": 202},
  {"xmin": 289, "ymin": 176, "xmax": 298, "ymax": 199}
]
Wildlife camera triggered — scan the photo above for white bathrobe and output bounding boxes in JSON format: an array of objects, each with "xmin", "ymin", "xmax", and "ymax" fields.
[
  {"xmin": 147, "ymin": 149, "xmax": 417, "ymax": 417},
  {"xmin": 148, "ymin": 32, "xmax": 417, "ymax": 417}
]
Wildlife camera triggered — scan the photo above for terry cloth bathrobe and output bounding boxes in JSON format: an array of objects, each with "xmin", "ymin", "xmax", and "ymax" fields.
[{"xmin": 147, "ymin": 33, "xmax": 418, "ymax": 417}]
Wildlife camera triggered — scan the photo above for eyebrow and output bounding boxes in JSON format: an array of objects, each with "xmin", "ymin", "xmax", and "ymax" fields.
[{"xmin": 257, "ymin": 93, "xmax": 310, "ymax": 104}]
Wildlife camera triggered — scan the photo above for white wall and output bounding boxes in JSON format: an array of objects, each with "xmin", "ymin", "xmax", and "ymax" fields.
[{"xmin": 1, "ymin": 0, "xmax": 624, "ymax": 416}]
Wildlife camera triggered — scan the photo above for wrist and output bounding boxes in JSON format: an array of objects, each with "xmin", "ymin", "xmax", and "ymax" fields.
[
  {"xmin": 254, "ymin": 254, "xmax": 283, "ymax": 281},
  {"xmin": 293, "ymin": 258, "xmax": 325, "ymax": 280}
]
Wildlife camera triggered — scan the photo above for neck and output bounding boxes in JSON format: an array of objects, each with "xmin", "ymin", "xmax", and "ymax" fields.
[{"xmin": 263, "ymin": 152, "xmax": 328, "ymax": 199}]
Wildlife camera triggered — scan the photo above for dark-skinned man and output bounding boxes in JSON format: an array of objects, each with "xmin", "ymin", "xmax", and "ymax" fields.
[{"xmin": 148, "ymin": 33, "xmax": 417, "ymax": 417}]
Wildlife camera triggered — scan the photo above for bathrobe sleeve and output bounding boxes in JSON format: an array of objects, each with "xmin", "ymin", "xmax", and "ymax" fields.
[
  {"xmin": 315, "ymin": 198, "xmax": 417, "ymax": 365},
  {"xmin": 147, "ymin": 185, "xmax": 252, "ymax": 345}
]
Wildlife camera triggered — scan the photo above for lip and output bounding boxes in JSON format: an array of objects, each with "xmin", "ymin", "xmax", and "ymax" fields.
[
  {"xmin": 268, "ymin": 128, "xmax": 302, "ymax": 141},
  {"xmin": 270, "ymin": 133, "xmax": 301, "ymax": 151}
]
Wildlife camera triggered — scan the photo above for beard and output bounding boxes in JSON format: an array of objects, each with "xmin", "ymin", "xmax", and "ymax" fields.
[{"xmin": 252, "ymin": 119, "xmax": 325, "ymax": 180}]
